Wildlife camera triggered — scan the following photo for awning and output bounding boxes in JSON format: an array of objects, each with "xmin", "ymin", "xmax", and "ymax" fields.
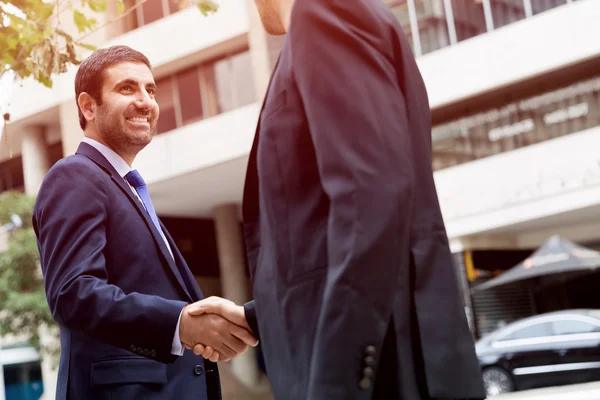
[{"xmin": 471, "ymin": 235, "xmax": 600, "ymax": 293}]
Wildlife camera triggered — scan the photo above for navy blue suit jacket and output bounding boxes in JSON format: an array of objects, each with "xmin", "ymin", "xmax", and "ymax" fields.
[{"xmin": 33, "ymin": 142, "xmax": 221, "ymax": 400}]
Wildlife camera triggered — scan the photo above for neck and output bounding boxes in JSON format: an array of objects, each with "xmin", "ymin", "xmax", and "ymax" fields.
[{"xmin": 84, "ymin": 131, "xmax": 136, "ymax": 166}]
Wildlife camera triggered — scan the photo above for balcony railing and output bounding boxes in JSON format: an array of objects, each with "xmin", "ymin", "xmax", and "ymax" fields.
[{"xmin": 386, "ymin": 0, "xmax": 575, "ymax": 57}]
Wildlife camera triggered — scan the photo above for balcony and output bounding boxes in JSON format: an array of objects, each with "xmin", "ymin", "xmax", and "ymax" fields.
[{"xmin": 386, "ymin": 0, "xmax": 576, "ymax": 57}]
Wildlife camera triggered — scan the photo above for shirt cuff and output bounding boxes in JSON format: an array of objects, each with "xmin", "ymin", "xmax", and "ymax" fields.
[{"xmin": 171, "ymin": 308, "xmax": 185, "ymax": 356}]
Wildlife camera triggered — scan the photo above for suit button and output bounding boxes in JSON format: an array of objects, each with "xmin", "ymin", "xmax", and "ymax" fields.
[
  {"xmin": 143, "ymin": 349, "xmax": 150, "ymax": 357},
  {"xmin": 363, "ymin": 366, "xmax": 374, "ymax": 378},
  {"xmin": 365, "ymin": 345, "xmax": 376, "ymax": 356},
  {"xmin": 194, "ymin": 365, "xmax": 203, "ymax": 376},
  {"xmin": 150, "ymin": 350, "xmax": 156, "ymax": 358},
  {"xmin": 364, "ymin": 355, "xmax": 376, "ymax": 367},
  {"xmin": 137, "ymin": 347, "xmax": 143, "ymax": 354},
  {"xmin": 130, "ymin": 345, "xmax": 136, "ymax": 352},
  {"xmin": 359, "ymin": 377, "xmax": 372, "ymax": 390}
]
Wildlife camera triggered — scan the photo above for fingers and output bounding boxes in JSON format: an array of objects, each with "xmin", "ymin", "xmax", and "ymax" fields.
[
  {"xmin": 183, "ymin": 312, "xmax": 251, "ymax": 361},
  {"xmin": 193, "ymin": 344, "xmax": 223, "ymax": 363},
  {"xmin": 186, "ymin": 297, "xmax": 234, "ymax": 316},
  {"xmin": 229, "ymin": 323, "xmax": 259, "ymax": 347},
  {"xmin": 193, "ymin": 344, "xmax": 205, "ymax": 356}
]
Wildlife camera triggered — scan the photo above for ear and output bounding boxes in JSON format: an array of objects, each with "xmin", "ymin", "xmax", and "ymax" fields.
[{"xmin": 78, "ymin": 92, "xmax": 97, "ymax": 124}]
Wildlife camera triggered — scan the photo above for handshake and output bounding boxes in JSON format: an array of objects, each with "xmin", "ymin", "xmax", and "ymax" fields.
[{"xmin": 179, "ymin": 296, "xmax": 258, "ymax": 362}]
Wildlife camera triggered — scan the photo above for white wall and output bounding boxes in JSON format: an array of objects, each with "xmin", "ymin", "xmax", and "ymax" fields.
[
  {"xmin": 9, "ymin": 0, "xmax": 250, "ymax": 123},
  {"xmin": 436, "ymin": 126, "xmax": 600, "ymax": 238},
  {"xmin": 134, "ymin": 102, "xmax": 259, "ymax": 184},
  {"xmin": 417, "ymin": 0, "xmax": 600, "ymax": 109}
]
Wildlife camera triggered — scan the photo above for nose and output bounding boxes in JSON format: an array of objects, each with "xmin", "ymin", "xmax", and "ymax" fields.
[{"xmin": 134, "ymin": 89, "xmax": 154, "ymax": 110}]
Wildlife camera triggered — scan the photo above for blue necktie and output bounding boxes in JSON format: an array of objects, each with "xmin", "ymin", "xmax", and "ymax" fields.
[{"xmin": 125, "ymin": 169, "xmax": 162, "ymax": 236}]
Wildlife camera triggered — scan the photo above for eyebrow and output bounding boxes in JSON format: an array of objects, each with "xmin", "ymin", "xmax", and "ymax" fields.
[{"xmin": 114, "ymin": 79, "xmax": 157, "ymax": 90}]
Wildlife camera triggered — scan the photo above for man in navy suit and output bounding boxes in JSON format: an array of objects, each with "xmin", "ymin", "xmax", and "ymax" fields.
[
  {"xmin": 191, "ymin": 0, "xmax": 485, "ymax": 399},
  {"xmin": 33, "ymin": 45, "xmax": 257, "ymax": 400}
]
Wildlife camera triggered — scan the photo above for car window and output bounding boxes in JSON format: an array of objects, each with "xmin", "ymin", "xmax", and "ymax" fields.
[
  {"xmin": 553, "ymin": 320, "xmax": 600, "ymax": 335},
  {"xmin": 499, "ymin": 322, "xmax": 553, "ymax": 341}
]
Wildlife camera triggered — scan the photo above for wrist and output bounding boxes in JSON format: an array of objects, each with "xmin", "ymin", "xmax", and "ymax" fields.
[{"xmin": 179, "ymin": 305, "xmax": 190, "ymax": 346}]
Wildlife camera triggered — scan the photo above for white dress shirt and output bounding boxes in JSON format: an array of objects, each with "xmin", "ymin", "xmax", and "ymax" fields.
[{"xmin": 82, "ymin": 137, "xmax": 185, "ymax": 356}]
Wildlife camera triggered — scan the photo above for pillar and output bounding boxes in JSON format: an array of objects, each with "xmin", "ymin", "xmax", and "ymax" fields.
[
  {"xmin": 213, "ymin": 203, "xmax": 260, "ymax": 388},
  {"xmin": 21, "ymin": 126, "xmax": 50, "ymax": 196}
]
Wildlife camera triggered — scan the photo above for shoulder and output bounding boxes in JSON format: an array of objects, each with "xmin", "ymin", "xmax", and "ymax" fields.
[
  {"xmin": 292, "ymin": 0, "xmax": 396, "ymax": 30},
  {"xmin": 36, "ymin": 154, "xmax": 108, "ymax": 208},
  {"xmin": 44, "ymin": 153, "xmax": 106, "ymax": 182},
  {"xmin": 290, "ymin": 0, "xmax": 398, "ymax": 53}
]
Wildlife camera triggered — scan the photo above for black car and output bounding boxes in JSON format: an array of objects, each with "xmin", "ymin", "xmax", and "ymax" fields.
[{"xmin": 476, "ymin": 309, "xmax": 600, "ymax": 396}]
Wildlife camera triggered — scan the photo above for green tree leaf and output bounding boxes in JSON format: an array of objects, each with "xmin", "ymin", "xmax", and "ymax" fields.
[
  {"xmin": 73, "ymin": 9, "xmax": 90, "ymax": 33},
  {"xmin": 76, "ymin": 42, "xmax": 97, "ymax": 52},
  {"xmin": 196, "ymin": 0, "xmax": 219, "ymax": 16},
  {"xmin": 117, "ymin": 0, "xmax": 126, "ymax": 15},
  {"xmin": 0, "ymin": 192, "xmax": 59, "ymax": 365}
]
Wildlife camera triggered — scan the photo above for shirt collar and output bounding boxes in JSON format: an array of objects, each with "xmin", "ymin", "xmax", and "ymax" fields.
[{"xmin": 82, "ymin": 137, "xmax": 132, "ymax": 178}]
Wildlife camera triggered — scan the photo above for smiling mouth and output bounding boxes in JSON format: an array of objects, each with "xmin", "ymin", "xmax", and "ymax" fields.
[{"xmin": 126, "ymin": 117, "xmax": 150, "ymax": 123}]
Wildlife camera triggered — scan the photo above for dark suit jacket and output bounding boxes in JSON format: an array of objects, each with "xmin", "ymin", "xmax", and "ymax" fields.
[
  {"xmin": 242, "ymin": 0, "xmax": 486, "ymax": 399},
  {"xmin": 33, "ymin": 143, "xmax": 220, "ymax": 400}
]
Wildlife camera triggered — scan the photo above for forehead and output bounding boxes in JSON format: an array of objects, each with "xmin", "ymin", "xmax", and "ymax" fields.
[{"xmin": 103, "ymin": 62, "xmax": 155, "ymax": 86}]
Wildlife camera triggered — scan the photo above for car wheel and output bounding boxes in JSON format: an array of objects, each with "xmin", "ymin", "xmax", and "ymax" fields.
[{"xmin": 482, "ymin": 366, "xmax": 514, "ymax": 396}]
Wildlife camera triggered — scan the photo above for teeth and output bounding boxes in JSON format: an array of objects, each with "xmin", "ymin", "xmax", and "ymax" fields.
[{"xmin": 128, "ymin": 117, "xmax": 148, "ymax": 122}]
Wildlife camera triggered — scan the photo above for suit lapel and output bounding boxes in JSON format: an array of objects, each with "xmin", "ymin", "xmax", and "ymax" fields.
[
  {"xmin": 242, "ymin": 53, "xmax": 284, "ymax": 223},
  {"xmin": 160, "ymin": 221, "xmax": 204, "ymax": 301},
  {"xmin": 76, "ymin": 142, "xmax": 193, "ymax": 302},
  {"xmin": 242, "ymin": 52, "xmax": 285, "ymax": 280}
]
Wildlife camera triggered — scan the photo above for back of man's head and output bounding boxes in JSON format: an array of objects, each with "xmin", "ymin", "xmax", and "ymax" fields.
[{"xmin": 74, "ymin": 46, "xmax": 151, "ymax": 131}]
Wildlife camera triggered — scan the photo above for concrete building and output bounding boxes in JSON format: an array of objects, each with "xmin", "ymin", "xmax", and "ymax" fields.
[{"xmin": 2, "ymin": 0, "xmax": 599, "ymax": 398}]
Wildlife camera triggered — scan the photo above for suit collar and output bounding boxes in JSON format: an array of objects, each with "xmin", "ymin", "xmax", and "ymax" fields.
[
  {"xmin": 81, "ymin": 137, "xmax": 132, "ymax": 178},
  {"xmin": 76, "ymin": 142, "xmax": 120, "ymax": 177},
  {"xmin": 76, "ymin": 142, "xmax": 195, "ymax": 302}
]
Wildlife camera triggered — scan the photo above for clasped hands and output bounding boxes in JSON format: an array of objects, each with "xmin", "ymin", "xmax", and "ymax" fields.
[{"xmin": 179, "ymin": 296, "xmax": 258, "ymax": 363}]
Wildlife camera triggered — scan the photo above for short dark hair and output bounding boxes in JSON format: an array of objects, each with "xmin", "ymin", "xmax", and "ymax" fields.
[{"xmin": 74, "ymin": 45, "xmax": 152, "ymax": 130}]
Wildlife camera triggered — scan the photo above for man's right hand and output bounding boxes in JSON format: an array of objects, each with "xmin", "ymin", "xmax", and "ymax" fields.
[{"xmin": 179, "ymin": 297, "xmax": 257, "ymax": 362}]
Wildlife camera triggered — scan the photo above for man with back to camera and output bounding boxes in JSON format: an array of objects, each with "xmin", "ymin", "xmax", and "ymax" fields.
[
  {"xmin": 32, "ymin": 45, "xmax": 258, "ymax": 400},
  {"xmin": 188, "ymin": 0, "xmax": 487, "ymax": 399}
]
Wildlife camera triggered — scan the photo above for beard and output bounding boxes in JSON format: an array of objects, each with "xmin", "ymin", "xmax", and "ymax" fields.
[{"xmin": 95, "ymin": 104, "xmax": 156, "ymax": 154}]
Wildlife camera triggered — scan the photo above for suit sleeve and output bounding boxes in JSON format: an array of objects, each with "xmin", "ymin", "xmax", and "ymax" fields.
[
  {"xmin": 243, "ymin": 300, "xmax": 260, "ymax": 340},
  {"xmin": 290, "ymin": 0, "xmax": 414, "ymax": 395},
  {"xmin": 33, "ymin": 160, "xmax": 186, "ymax": 364}
]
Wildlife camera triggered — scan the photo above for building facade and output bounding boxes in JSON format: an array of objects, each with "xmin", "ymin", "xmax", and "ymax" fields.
[{"xmin": 2, "ymin": 0, "xmax": 599, "ymax": 398}]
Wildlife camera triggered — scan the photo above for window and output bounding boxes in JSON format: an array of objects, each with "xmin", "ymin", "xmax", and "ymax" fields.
[
  {"xmin": 155, "ymin": 77, "xmax": 177, "ymax": 134},
  {"xmin": 499, "ymin": 322, "xmax": 553, "ymax": 341},
  {"xmin": 152, "ymin": 50, "xmax": 256, "ymax": 135},
  {"xmin": 0, "ymin": 156, "xmax": 24, "ymax": 194},
  {"xmin": 432, "ymin": 75, "xmax": 600, "ymax": 171},
  {"xmin": 532, "ymin": 0, "xmax": 568, "ymax": 16},
  {"xmin": 207, "ymin": 51, "xmax": 256, "ymax": 114},
  {"xmin": 553, "ymin": 320, "xmax": 600, "ymax": 336},
  {"xmin": 384, "ymin": 0, "xmax": 569, "ymax": 56},
  {"xmin": 140, "ymin": 0, "xmax": 165, "ymax": 25},
  {"xmin": 3, "ymin": 362, "xmax": 43, "ymax": 387},
  {"xmin": 125, "ymin": 0, "xmax": 190, "ymax": 31},
  {"xmin": 176, "ymin": 67, "xmax": 203, "ymax": 125}
]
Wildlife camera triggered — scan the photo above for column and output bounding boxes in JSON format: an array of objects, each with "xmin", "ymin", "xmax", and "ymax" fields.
[
  {"xmin": 213, "ymin": 203, "xmax": 260, "ymax": 388},
  {"xmin": 21, "ymin": 126, "xmax": 50, "ymax": 196},
  {"xmin": 59, "ymin": 99, "xmax": 84, "ymax": 157}
]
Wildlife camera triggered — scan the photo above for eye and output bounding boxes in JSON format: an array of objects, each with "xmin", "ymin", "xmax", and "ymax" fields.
[
  {"xmin": 121, "ymin": 84, "xmax": 134, "ymax": 92},
  {"xmin": 147, "ymin": 88, "xmax": 156, "ymax": 96}
]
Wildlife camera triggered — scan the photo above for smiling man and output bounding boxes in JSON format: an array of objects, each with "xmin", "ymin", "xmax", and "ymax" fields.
[{"xmin": 32, "ymin": 45, "xmax": 257, "ymax": 400}]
